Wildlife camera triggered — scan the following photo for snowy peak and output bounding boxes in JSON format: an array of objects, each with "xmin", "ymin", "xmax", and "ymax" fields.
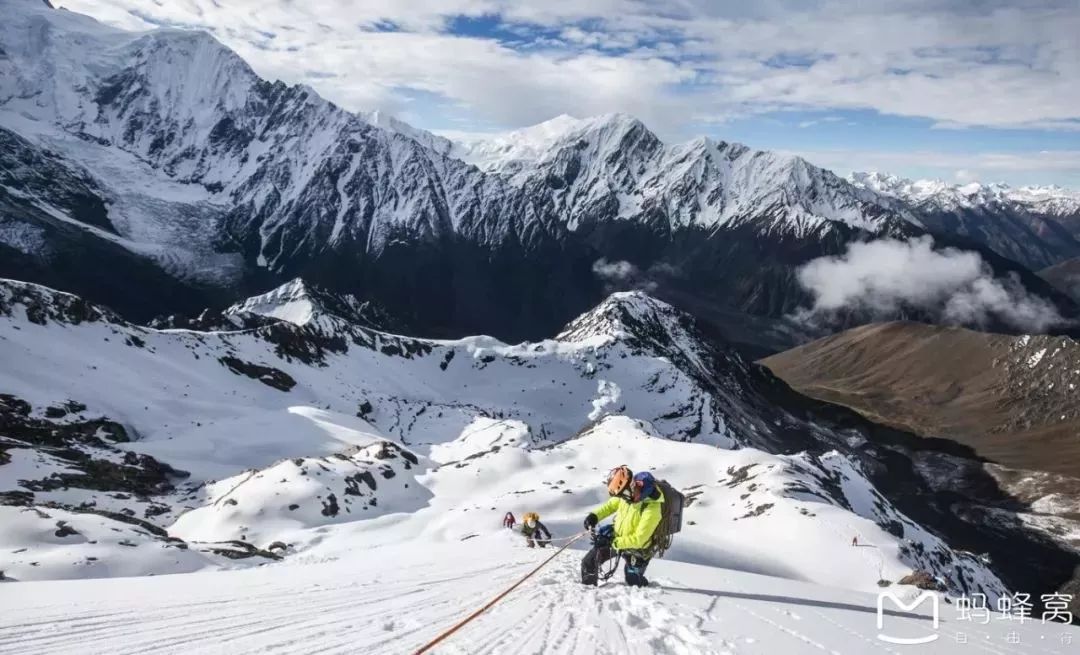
[
  {"xmin": 0, "ymin": 0, "xmax": 256, "ymax": 135},
  {"xmin": 448, "ymin": 113, "xmax": 912, "ymax": 235},
  {"xmin": 555, "ymin": 291, "xmax": 717, "ymax": 377},
  {"xmin": 226, "ymin": 279, "xmax": 396, "ymax": 330},
  {"xmin": 227, "ymin": 279, "xmax": 332, "ymax": 326},
  {"xmin": 357, "ymin": 109, "xmax": 454, "ymax": 156},
  {"xmin": 851, "ymin": 171, "xmax": 1080, "ymax": 216},
  {"xmin": 557, "ymin": 291, "xmax": 689, "ymax": 344},
  {"xmin": 452, "ymin": 112, "xmax": 653, "ymax": 173}
]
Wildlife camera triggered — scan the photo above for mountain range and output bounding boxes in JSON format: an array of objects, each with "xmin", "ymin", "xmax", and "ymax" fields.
[
  {"xmin": 2, "ymin": 0, "xmax": 1078, "ymax": 352},
  {"xmin": 851, "ymin": 172, "xmax": 1080, "ymax": 273}
]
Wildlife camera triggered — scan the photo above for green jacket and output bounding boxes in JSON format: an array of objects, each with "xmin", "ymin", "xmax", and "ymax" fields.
[{"xmin": 592, "ymin": 488, "xmax": 664, "ymax": 551}]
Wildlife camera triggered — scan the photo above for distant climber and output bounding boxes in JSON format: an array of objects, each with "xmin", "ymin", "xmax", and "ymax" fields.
[
  {"xmin": 503, "ymin": 512, "xmax": 516, "ymax": 529},
  {"xmin": 581, "ymin": 465, "xmax": 684, "ymax": 587},
  {"xmin": 852, "ymin": 536, "xmax": 858, "ymax": 547},
  {"xmin": 521, "ymin": 512, "xmax": 551, "ymax": 548}
]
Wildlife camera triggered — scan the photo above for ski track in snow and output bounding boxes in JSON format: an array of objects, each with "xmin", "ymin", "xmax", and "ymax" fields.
[{"xmin": 1, "ymin": 538, "xmax": 1073, "ymax": 655}]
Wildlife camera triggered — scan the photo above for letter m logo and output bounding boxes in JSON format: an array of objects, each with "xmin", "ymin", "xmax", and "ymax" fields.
[{"xmin": 877, "ymin": 591, "xmax": 940, "ymax": 645}]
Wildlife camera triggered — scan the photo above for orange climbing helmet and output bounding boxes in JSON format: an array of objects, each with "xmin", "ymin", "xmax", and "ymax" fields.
[
  {"xmin": 523, "ymin": 512, "xmax": 539, "ymax": 523},
  {"xmin": 605, "ymin": 465, "xmax": 633, "ymax": 500}
]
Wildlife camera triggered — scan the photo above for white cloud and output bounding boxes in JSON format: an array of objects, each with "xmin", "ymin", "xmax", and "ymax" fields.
[
  {"xmin": 794, "ymin": 236, "xmax": 1067, "ymax": 332},
  {"xmin": 953, "ymin": 169, "xmax": 978, "ymax": 184},
  {"xmin": 55, "ymin": 0, "xmax": 1080, "ymax": 136},
  {"xmin": 591, "ymin": 259, "xmax": 681, "ymax": 293},
  {"xmin": 592, "ymin": 258, "xmax": 657, "ymax": 293},
  {"xmin": 56, "ymin": 0, "xmax": 695, "ymax": 128}
]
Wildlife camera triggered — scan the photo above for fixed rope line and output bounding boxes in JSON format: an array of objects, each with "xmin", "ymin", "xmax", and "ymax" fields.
[
  {"xmin": 413, "ymin": 531, "xmax": 588, "ymax": 655},
  {"xmin": 544, "ymin": 532, "xmax": 586, "ymax": 544}
]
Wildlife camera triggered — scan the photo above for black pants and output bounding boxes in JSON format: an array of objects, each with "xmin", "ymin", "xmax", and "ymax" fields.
[
  {"xmin": 580, "ymin": 547, "xmax": 650, "ymax": 586},
  {"xmin": 526, "ymin": 537, "xmax": 549, "ymax": 548}
]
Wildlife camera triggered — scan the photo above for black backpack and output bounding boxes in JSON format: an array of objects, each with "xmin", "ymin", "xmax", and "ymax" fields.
[{"xmin": 650, "ymin": 479, "xmax": 685, "ymax": 558}]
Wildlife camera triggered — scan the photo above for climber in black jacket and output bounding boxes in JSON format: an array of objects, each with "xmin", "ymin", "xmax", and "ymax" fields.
[{"xmin": 521, "ymin": 512, "xmax": 552, "ymax": 548}]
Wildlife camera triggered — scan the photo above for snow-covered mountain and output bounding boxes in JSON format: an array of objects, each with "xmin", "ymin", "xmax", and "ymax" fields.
[
  {"xmin": 454, "ymin": 113, "xmax": 919, "ymax": 236},
  {"xmin": 2, "ymin": 277, "xmax": 1077, "ymax": 620},
  {"xmin": 0, "ymin": 0, "xmax": 578, "ymax": 328},
  {"xmin": 852, "ymin": 172, "xmax": 1080, "ymax": 218},
  {"xmin": 851, "ymin": 172, "xmax": 1080, "ymax": 271},
  {"xmin": 0, "ymin": 0, "xmax": 1073, "ymax": 347},
  {"xmin": 223, "ymin": 277, "xmax": 400, "ymax": 331}
]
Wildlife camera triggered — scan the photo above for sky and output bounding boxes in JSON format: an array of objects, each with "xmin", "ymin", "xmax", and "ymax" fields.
[{"xmin": 56, "ymin": 0, "xmax": 1080, "ymax": 188}]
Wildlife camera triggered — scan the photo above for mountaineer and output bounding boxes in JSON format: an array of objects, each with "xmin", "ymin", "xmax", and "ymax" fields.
[
  {"xmin": 521, "ymin": 512, "xmax": 552, "ymax": 548},
  {"xmin": 581, "ymin": 465, "xmax": 683, "ymax": 587}
]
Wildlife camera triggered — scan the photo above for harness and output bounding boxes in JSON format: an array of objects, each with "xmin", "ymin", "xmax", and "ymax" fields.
[
  {"xmin": 598, "ymin": 553, "xmax": 621, "ymax": 581},
  {"xmin": 590, "ymin": 527, "xmax": 649, "ymax": 581}
]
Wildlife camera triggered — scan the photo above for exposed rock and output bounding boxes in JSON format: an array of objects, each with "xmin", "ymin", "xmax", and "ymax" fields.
[
  {"xmin": 218, "ymin": 356, "xmax": 296, "ymax": 391},
  {"xmin": 53, "ymin": 521, "xmax": 79, "ymax": 538},
  {"xmin": 201, "ymin": 541, "xmax": 282, "ymax": 561},
  {"xmin": 320, "ymin": 493, "xmax": 339, "ymax": 517},
  {"xmin": 898, "ymin": 570, "xmax": 947, "ymax": 591}
]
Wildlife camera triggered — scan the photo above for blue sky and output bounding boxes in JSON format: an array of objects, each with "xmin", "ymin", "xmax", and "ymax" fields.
[{"xmin": 60, "ymin": 0, "xmax": 1080, "ymax": 187}]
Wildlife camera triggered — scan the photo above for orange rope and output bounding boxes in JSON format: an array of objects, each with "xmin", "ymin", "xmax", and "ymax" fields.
[{"xmin": 412, "ymin": 531, "xmax": 588, "ymax": 654}]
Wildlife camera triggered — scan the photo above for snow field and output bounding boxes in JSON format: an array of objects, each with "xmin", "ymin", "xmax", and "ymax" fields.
[{"xmin": 0, "ymin": 534, "xmax": 1072, "ymax": 655}]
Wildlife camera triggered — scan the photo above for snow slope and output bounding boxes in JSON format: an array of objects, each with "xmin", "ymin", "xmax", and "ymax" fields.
[
  {"xmin": 3, "ymin": 277, "xmax": 1077, "ymax": 651},
  {"xmin": 0, "ymin": 278, "xmax": 1014, "ymax": 601},
  {"xmin": 0, "ymin": 534, "xmax": 1072, "ymax": 655}
]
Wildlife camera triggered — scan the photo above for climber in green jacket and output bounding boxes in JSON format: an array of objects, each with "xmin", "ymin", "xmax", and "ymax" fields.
[{"xmin": 581, "ymin": 465, "xmax": 664, "ymax": 587}]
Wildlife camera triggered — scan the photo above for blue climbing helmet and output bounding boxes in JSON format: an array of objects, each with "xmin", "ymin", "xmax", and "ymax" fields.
[{"xmin": 630, "ymin": 471, "xmax": 656, "ymax": 503}]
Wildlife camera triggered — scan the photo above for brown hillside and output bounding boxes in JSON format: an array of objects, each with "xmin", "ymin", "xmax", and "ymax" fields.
[{"xmin": 762, "ymin": 322, "xmax": 1080, "ymax": 477}]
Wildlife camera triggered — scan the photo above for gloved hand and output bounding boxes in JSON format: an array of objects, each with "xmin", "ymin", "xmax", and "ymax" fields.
[
  {"xmin": 592, "ymin": 524, "xmax": 615, "ymax": 548},
  {"xmin": 584, "ymin": 513, "xmax": 598, "ymax": 529}
]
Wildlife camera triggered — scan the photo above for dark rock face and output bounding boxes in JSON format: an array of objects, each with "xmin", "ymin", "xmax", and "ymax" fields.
[
  {"xmin": 0, "ymin": 280, "xmax": 118, "ymax": 326},
  {"xmin": 919, "ymin": 206, "xmax": 1080, "ymax": 273},
  {"xmin": 218, "ymin": 356, "xmax": 296, "ymax": 391},
  {"xmin": 0, "ymin": 394, "xmax": 187, "ymax": 503},
  {"xmin": 0, "ymin": 127, "xmax": 250, "ymax": 323},
  {"xmin": 203, "ymin": 540, "xmax": 282, "ymax": 561},
  {"xmin": 221, "ymin": 212, "xmax": 1075, "ymax": 352},
  {"xmin": 320, "ymin": 493, "xmax": 339, "ymax": 517},
  {"xmin": 149, "ymin": 308, "xmax": 281, "ymax": 332},
  {"xmin": 54, "ymin": 521, "xmax": 80, "ymax": 538},
  {"xmin": 0, "ymin": 197, "xmax": 234, "ymax": 324},
  {"xmin": 0, "ymin": 128, "xmax": 113, "ymax": 234}
]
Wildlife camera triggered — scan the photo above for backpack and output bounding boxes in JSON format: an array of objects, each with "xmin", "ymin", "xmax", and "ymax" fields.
[{"xmin": 649, "ymin": 479, "xmax": 685, "ymax": 558}]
